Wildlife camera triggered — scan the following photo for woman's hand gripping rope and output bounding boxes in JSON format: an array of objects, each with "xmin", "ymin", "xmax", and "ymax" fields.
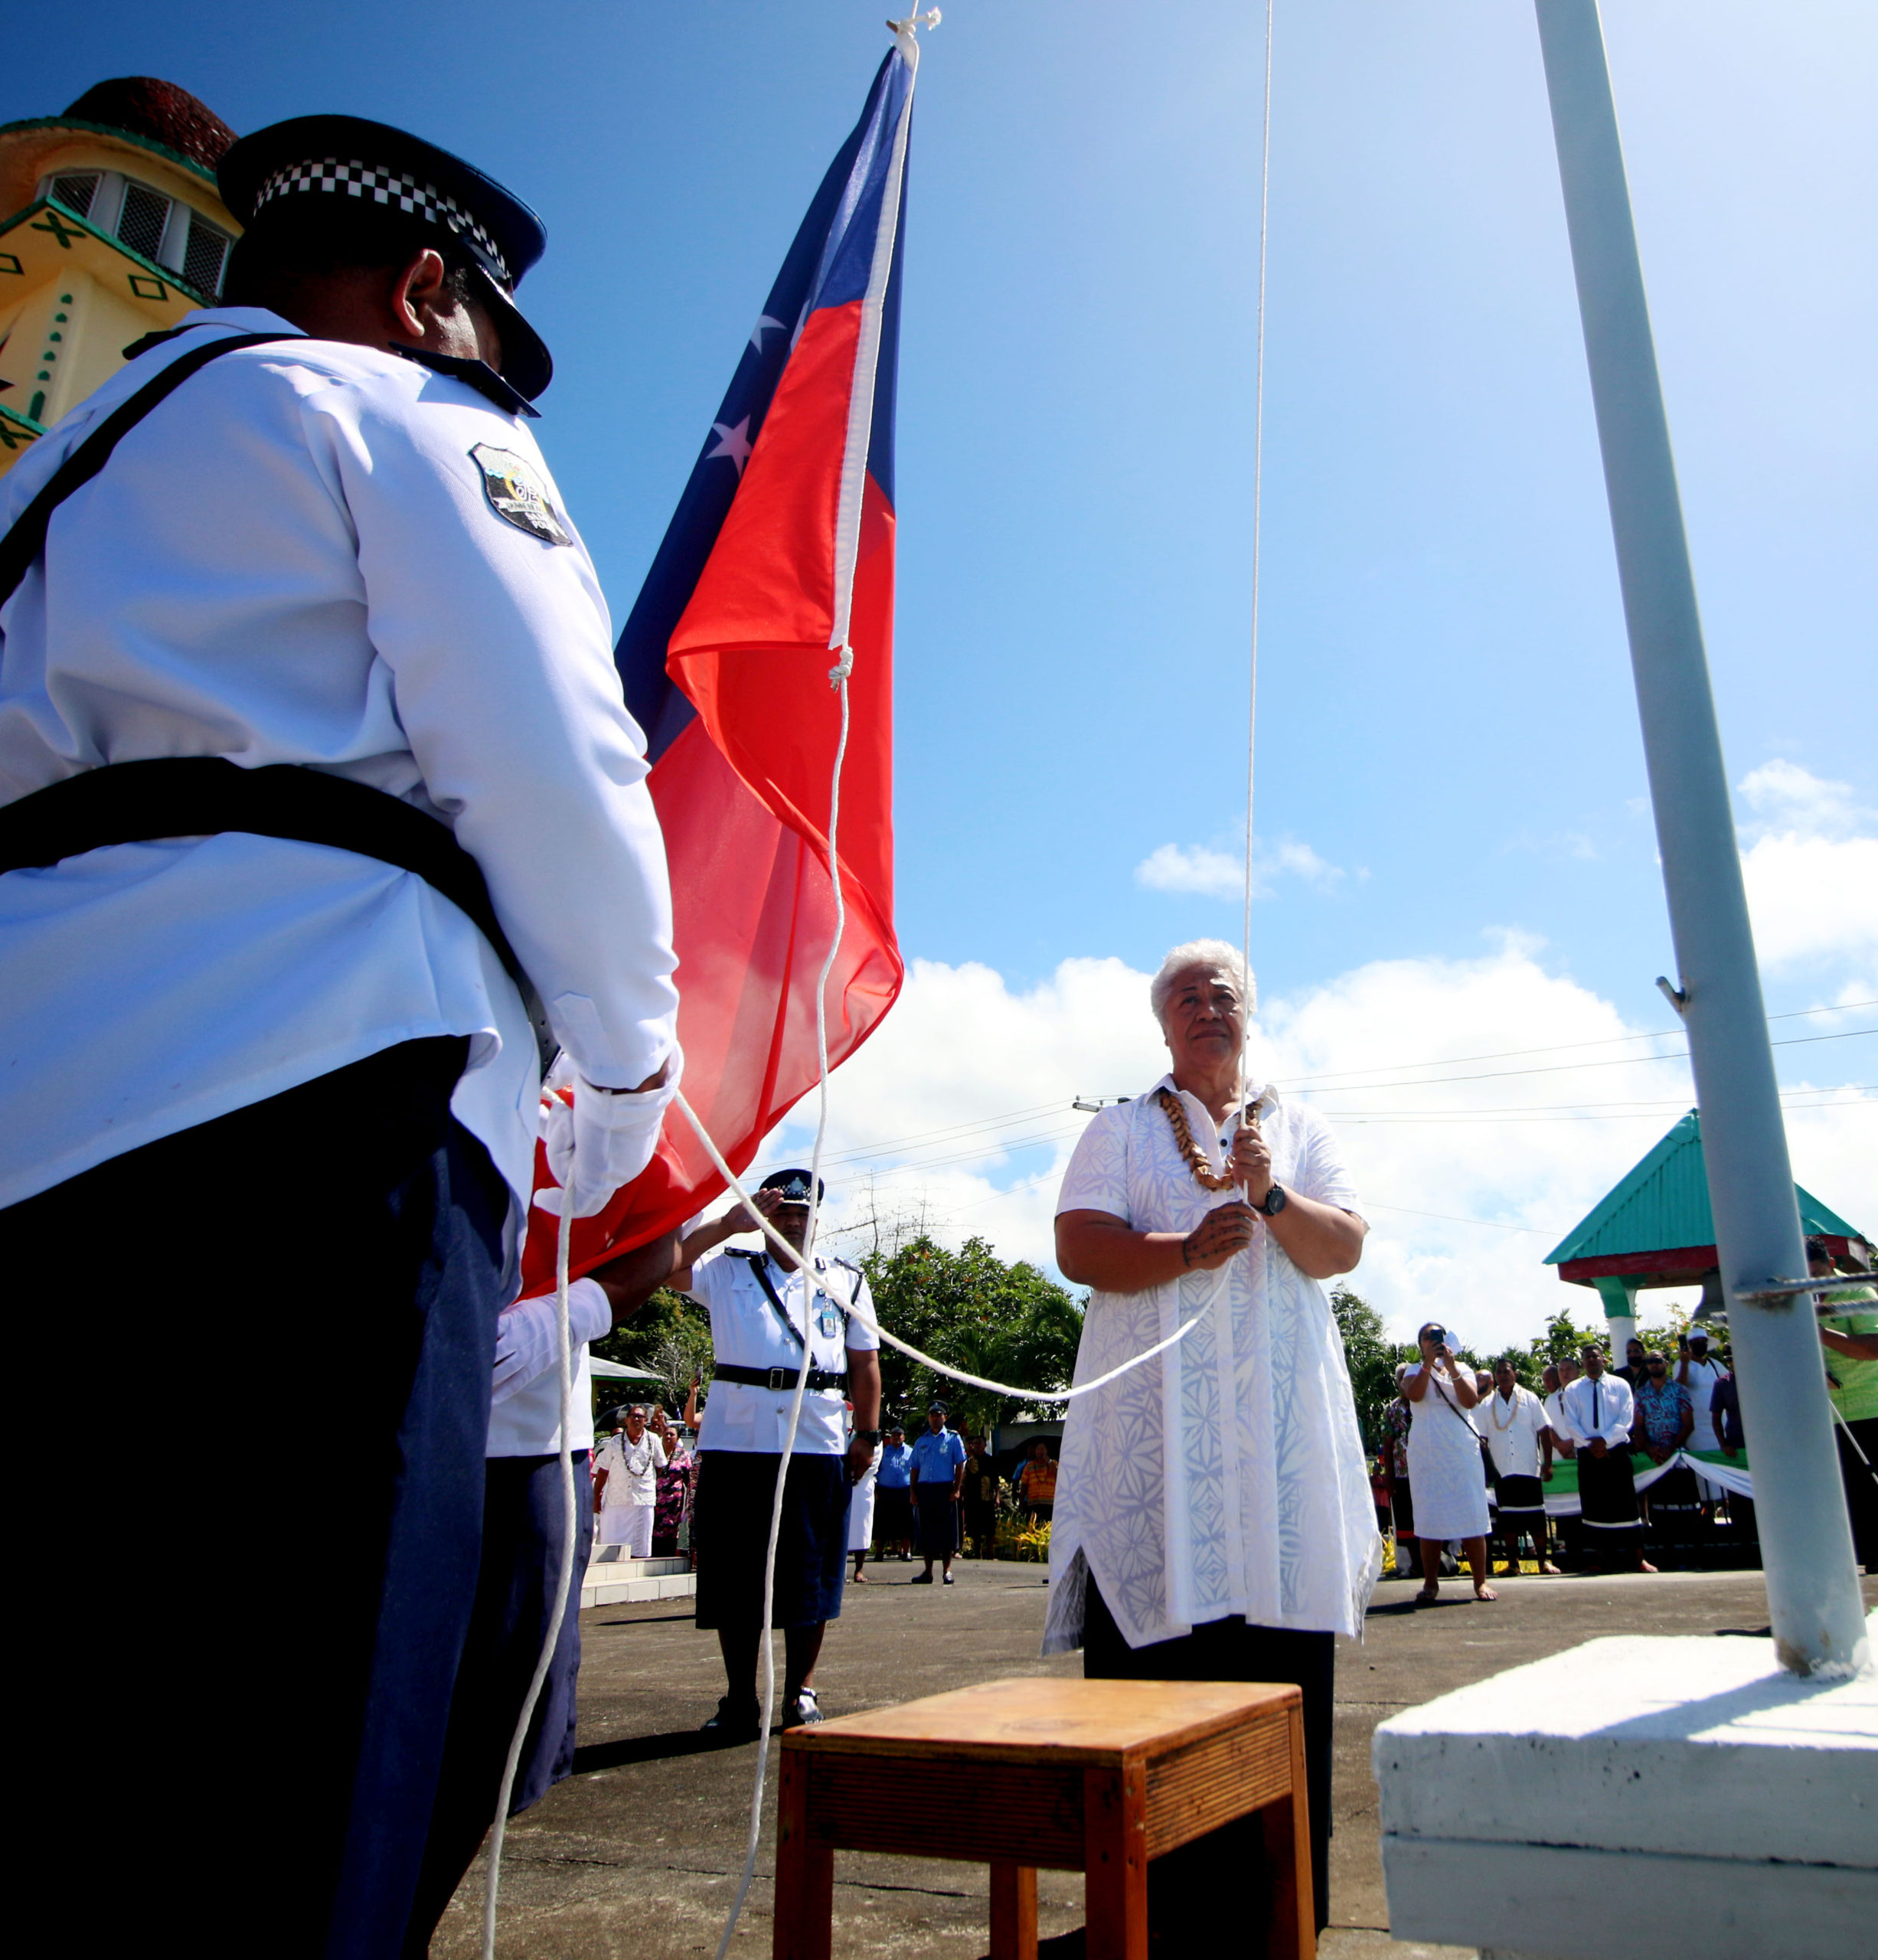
[{"xmin": 670, "ymin": 1089, "xmax": 1232, "ymax": 1403}]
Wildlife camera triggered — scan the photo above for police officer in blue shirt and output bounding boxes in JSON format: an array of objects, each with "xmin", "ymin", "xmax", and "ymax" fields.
[
  {"xmin": 910, "ymin": 1400, "xmax": 968, "ymax": 1585},
  {"xmin": 1, "ymin": 112, "xmax": 678, "ymax": 1958}
]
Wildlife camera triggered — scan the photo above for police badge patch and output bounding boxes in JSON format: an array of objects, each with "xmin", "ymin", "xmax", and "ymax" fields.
[{"xmin": 470, "ymin": 443, "xmax": 572, "ymax": 546}]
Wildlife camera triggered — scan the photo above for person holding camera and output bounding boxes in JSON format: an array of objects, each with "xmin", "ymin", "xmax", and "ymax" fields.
[{"xmin": 1403, "ymin": 1323, "xmax": 1496, "ymax": 1602}]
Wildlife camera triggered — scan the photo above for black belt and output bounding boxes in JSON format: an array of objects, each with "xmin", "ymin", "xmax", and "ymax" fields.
[
  {"xmin": 713, "ymin": 1364, "xmax": 849, "ymax": 1393},
  {"xmin": 0, "ymin": 757, "xmax": 554, "ymax": 1066}
]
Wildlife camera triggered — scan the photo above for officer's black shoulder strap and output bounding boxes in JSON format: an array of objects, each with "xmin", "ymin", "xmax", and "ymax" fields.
[
  {"xmin": 732, "ymin": 1249, "xmax": 806, "ymax": 1352},
  {"xmin": 0, "ymin": 328, "xmax": 557, "ymax": 1067},
  {"xmin": 0, "ymin": 331, "xmax": 298, "ymax": 609}
]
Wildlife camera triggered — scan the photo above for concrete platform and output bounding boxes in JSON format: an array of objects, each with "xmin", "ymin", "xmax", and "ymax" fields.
[
  {"xmin": 581, "ymin": 1549, "xmax": 695, "ymax": 1609},
  {"xmin": 1375, "ymin": 1619, "xmax": 1878, "ymax": 1960}
]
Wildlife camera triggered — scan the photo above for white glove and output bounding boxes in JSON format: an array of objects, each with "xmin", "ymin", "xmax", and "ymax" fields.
[
  {"xmin": 542, "ymin": 1047, "xmax": 682, "ymax": 1218},
  {"xmin": 492, "ymin": 1276, "xmax": 612, "ymax": 1406}
]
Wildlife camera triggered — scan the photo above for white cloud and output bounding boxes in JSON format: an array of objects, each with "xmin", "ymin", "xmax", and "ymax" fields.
[
  {"xmin": 1136, "ymin": 842, "xmax": 1244, "ymax": 899},
  {"xmin": 1738, "ymin": 759, "xmax": 1868, "ymax": 838},
  {"xmin": 767, "ymin": 938, "xmax": 1876, "ymax": 1364},
  {"xmin": 1135, "ymin": 834, "xmax": 1347, "ymax": 900},
  {"xmin": 1736, "ymin": 760, "xmax": 1878, "ymax": 971}
]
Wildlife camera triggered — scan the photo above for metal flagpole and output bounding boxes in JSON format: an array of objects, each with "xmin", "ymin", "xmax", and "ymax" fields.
[{"xmin": 1533, "ymin": 0, "xmax": 1867, "ymax": 1676}]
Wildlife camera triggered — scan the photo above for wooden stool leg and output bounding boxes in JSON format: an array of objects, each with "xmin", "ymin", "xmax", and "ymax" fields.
[
  {"xmin": 1083, "ymin": 1766, "xmax": 1147, "ymax": 1960},
  {"xmin": 989, "ymin": 1862, "xmax": 1037, "ymax": 1960},
  {"xmin": 1256, "ymin": 1706, "xmax": 1315, "ymax": 1959},
  {"xmin": 774, "ymin": 1748, "xmax": 833, "ymax": 1960}
]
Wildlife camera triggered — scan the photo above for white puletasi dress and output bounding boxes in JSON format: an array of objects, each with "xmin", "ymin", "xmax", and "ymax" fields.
[
  {"xmin": 1044, "ymin": 1076, "xmax": 1382, "ymax": 1653},
  {"xmin": 1404, "ymin": 1366, "xmax": 1491, "ymax": 1540}
]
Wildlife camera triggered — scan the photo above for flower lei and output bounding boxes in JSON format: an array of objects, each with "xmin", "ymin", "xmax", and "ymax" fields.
[{"xmin": 1155, "ymin": 1088, "xmax": 1241, "ymax": 1192}]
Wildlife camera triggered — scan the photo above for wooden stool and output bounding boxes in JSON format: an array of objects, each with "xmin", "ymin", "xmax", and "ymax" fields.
[{"xmin": 775, "ymin": 1676, "xmax": 1313, "ymax": 1960}]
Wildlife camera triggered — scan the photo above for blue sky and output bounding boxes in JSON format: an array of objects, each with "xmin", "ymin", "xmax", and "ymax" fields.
[{"xmin": 16, "ymin": 2, "xmax": 1873, "ymax": 1339}]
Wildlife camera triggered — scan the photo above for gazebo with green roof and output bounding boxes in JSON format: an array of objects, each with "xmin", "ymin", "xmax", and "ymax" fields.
[{"xmin": 1543, "ymin": 1109, "xmax": 1867, "ymax": 1353}]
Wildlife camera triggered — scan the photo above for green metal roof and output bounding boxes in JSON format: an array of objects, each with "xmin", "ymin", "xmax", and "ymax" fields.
[{"xmin": 1543, "ymin": 1109, "xmax": 1862, "ymax": 1268}]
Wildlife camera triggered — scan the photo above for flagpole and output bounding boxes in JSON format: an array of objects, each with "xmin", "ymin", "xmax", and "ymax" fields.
[{"xmin": 1533, "ymin": 0, "xmax": 1866, "ymax": 1677}]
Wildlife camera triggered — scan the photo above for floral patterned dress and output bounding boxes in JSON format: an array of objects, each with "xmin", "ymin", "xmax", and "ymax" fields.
[{"xmin": 652, "ymin": 1438, "xmax": 694, "ymax": 1556}]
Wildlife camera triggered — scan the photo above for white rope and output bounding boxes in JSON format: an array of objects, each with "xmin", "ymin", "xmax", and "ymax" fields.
[
  {"xmin": 482, "ymin": 1173, "xmax": 579, "ymax": 1960},
  {"xmin": 674, "ymin": 1087, "xmax": 1225, "ymax": 1403},
  {"xmin": 710, "ymin": 21, "xmax": 926, "ymax": 1956},
  {"xmin": 1239, "ymin": 0, "xmax": 1274, "ymax": 1119}
]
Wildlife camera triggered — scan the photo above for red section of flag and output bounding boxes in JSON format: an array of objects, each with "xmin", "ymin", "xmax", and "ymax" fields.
[{"xmin": 515, "ymin": 283, "xmax": 903, "ymax": 1298}]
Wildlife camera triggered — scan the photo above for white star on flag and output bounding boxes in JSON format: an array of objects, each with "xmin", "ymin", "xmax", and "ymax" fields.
[
  {"xmin": 749, "ymin": 314, "xmax": 784, "ymax": 353},
  {"xmin": 707, "ymin": 416, "xmax": 755, "ymax": 475}
]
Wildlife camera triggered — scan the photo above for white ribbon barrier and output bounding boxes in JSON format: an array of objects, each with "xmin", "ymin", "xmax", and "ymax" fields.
[{"xmin": 1542, "ymin": 1447, "xmax": 1752, "ymax": 1519}]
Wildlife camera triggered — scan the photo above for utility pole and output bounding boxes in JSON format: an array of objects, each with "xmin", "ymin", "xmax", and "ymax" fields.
[{"xmin": 1533, "ymin": 0, "xmax": 1867, "ymax": 1675}]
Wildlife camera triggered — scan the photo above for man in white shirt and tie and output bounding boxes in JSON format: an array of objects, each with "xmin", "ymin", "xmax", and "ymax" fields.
[{"xmin": 1560, "ymin": 1343, "xmax": 1656, "ymax": 1574}]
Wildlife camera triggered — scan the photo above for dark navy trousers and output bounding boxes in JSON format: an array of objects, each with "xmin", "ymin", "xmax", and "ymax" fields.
[
  {"xmin": 401, "ymin": 1449, "xmax": 593, "ymax": 1955},
  {"xmin": 5, "ymin": 1037, "xmax": 508, "ymax": 1959}
]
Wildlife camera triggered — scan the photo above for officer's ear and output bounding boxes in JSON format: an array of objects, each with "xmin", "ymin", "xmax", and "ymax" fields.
[{"xmin": 389, "ymin": 248, "xmax": 452, "ymax": 341}]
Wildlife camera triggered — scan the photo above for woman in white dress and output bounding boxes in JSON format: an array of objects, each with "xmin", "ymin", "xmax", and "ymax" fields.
[
  {"xmin": 1403, "ymin": 1323, "xmax": 1495, "ymax": 1602},
  {"xmin": 846, "ymin": 1401, "xmax": 879, "ymax": 1582},
  {"xmin": 1051, "ymin": 939, "xmax": 1380, "ymax": 1941}
]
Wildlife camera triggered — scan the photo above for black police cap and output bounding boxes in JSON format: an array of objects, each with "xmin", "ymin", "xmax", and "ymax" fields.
[
  {"xmin": 759, "ymin": 1168, "xmax": 825, "ymax": 1207},
  {"xmin": 218, "ymin": 113, "xmax": 554, "ymax": 400}
]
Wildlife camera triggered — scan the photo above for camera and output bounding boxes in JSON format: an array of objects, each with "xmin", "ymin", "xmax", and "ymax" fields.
[{"xmin": 1425, "ymin": 1325, "xmax": 1447, "ymax": 1350}]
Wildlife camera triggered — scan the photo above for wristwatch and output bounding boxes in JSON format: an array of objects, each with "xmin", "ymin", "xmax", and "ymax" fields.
[
  {"xmin": 1256, "ymin": 1183, "xmax": 1287, "ymax": 1218},
  {"xmin": 854, "ymin": 1428, "xmax": 882, "ymax": 1445}
]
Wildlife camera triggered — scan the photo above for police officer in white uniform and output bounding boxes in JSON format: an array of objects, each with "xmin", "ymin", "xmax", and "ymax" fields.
[
  {"xmin": 0, "ymin": 114, "xmax": 678, "ymax": 1958},
  {"xmin": 674, "ymin": 1171, "xmax": 882, "ymax": 1735}
]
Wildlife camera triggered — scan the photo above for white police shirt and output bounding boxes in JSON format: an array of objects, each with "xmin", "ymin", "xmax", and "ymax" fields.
[
  {"xmin": 0, "ymin": 311, "xmax": 678, "ymax": 1253},
  {"xmin": 685, "ymin": 1249, "xmax": 878, "ymax": 1456}
]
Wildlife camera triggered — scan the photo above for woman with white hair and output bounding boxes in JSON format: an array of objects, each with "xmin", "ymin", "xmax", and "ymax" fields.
[{"xmin": 1050, "ymin": 939, "xmax": 1380, "ymax": 1941}]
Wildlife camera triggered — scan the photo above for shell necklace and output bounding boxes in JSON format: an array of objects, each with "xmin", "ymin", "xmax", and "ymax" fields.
[
  {"xmin": 1491, "ymin": 1389, "xmax": 1520, "ymax": 1432},
  {"xmin": 1155, "ymin": 1087, "xmax": 1244, "ymax": 1192}
]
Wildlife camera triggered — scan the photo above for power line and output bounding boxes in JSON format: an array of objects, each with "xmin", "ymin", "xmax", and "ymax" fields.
[
  {"xmin": 1271, "ymin": 997, "xmax": 1876, "ymax": 1088},
  {"xmin": 1291, "ymin": 1027, "xmax": 1872, "ymax": 1098},
  {"xmin": 766, "ymin": 1003, "xmax": 1875, "ymax": 1178},
  {"xmin": 1310, "ymin": 1083, "xmax": 1875, "ymax": 1119},
  {"xmin": 1362, "ymin": 1202, "xmax": 1543, "ymax": 1234}
]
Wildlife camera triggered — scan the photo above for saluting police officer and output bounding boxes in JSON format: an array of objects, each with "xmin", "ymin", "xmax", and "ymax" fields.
[
  {"xmin": 0, "ymin": 116, "xmax": 678, "ymax": 1955},
  {"xmin": 674, "ymin": 1171, "xmax": 883, "ymax": 1734}
]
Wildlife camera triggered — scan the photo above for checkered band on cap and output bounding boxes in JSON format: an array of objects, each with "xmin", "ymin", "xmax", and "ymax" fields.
[{"xmin": 253, "ymin": 158, "xmax": 511, "ymax": 286}]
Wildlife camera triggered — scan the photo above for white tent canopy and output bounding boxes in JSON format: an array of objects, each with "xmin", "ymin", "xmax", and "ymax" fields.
[{"xmin": 590, "ymin": 1357, "xmax": 661, "ymax": 1381}]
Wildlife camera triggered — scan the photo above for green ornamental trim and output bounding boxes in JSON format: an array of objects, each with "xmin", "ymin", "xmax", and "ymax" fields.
[{"xmin": 0, "ymin": 115, "xmax": 223, "ymax": 188}]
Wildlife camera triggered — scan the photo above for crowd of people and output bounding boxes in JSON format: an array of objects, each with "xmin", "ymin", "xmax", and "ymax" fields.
[
  {"xmin": 1376, "ymin": 1235, "xmax": 1878, "ymax": 1591},
  {"xmin": 590, "ymin": 1393, "xmax": 1062, "ymax": 1586}
]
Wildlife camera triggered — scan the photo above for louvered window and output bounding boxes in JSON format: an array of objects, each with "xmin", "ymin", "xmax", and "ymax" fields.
[
  {"xmin": 116, "ymin": 181, "xmax": 173, "ymax": 263},
  {"xmin": 181, "ymin": 213, "xmax": 231, "ymax": 296},
  {"xmin": 48, "ymin": 172, "xmax": 101, "ymax": 217}
]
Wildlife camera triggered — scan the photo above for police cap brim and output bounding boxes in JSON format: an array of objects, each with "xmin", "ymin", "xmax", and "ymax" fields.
[{"xmin": 219, "ymin": 113, "xmax": 554, "ymax": 400}]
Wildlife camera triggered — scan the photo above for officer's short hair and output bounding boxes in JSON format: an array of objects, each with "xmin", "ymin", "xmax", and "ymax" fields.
[{"xmin": 222, "ymin": 202, "xmax": 483, "ymax": 312}]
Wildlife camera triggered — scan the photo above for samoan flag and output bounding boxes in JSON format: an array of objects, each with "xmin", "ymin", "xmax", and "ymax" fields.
[{"xmin": 518, "ymin": 41, "xmax": 914, "ymax": 1295}]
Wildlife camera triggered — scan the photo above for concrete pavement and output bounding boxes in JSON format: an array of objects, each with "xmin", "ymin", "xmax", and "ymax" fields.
[{"xmin": 429, "ymin": 1560, "xmax": 1876, "ymax": 1960}]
